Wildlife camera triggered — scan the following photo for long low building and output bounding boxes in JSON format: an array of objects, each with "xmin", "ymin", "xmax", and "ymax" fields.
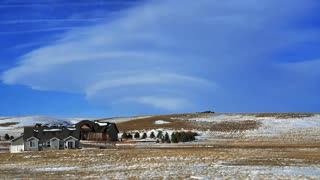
[{"xmin": 10, "ymin": 120, "xmax": 119, "ymax": 153}]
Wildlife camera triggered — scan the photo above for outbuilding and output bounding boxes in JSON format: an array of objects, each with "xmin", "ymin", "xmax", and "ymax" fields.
[{"xmin": 10, "ymin": 135, "xmax": 24, "ymax": 153}]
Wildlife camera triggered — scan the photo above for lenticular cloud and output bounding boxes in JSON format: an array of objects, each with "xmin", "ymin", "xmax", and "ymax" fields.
[{"xmin": 1, "ymin": 0, "xmax": 317, "ymax": 112}]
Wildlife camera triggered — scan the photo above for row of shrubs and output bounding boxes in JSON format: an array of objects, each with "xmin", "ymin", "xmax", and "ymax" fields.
[
  {"xmin": 121, "ymin": 131, "xmax": 198, "ymax": 143},
  {"xmin": 0, "ymin": 134, "xmax": 14, "ymax": 141}
]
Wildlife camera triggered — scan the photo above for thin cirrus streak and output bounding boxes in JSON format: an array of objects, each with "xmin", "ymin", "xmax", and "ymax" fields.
[
  {"xmin": 0, "ymin": 27, "xmax": 82, "ymax": 35},
  {"xmin": 0, "ymin": 18, "xmax": 108, "ymax": 24},
  {"xmin": 0, "ymin": 1, "xmax": 141, "ymax": 8}
]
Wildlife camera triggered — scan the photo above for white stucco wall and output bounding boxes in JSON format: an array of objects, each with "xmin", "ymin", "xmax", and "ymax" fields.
[{"xmin": 10, "ymin": 144, "xmax": 24, "ymax": 153}]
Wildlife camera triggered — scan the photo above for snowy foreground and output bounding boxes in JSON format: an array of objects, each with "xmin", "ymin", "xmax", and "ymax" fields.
[{"xmin": 0, "ymin": 148, "xmax": 319, "ymax": 179}]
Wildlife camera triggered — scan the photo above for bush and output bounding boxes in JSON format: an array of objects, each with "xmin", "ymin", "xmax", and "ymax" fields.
[{"xmin": 171, "ymin": 131, "xmax": 197, "ymax": 143}]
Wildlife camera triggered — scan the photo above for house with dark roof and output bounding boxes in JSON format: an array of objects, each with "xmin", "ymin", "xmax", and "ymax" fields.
[
  {"xmin": 10, "ymin": 120, "xmax": 119, "ymax": 153},
  {"xmin": 76, "ymin": 120, "xmax": 119, "ymax": 142}
]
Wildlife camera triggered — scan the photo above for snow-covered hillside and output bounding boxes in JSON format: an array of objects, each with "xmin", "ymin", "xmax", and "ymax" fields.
[
  {"xmin": 187, "ymin": 114, "xmax": 320, "ymax": 137},
  {"xmin": 1, "ymin": 113, "xmax": 320, "ymax": 142},
  {"xmin": 0, "ymin": 116, "xmax": 87, "ymax": 129}
]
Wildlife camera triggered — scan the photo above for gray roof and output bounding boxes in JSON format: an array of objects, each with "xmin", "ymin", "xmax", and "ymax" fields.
[
  {"xmin": 23, "ymin": 125, "xmax": 79, "ymax": 141},
  {"xmin": 23, "ymin": 120, "xmax": 119, "ymax": 141}
]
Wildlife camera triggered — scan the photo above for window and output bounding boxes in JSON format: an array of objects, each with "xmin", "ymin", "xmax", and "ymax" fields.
[
  {"xmin": 29, "ymin": 141, "xmax": 36, "ymax": 148},
  {"xmin": 47, "ymin": 141, "xmax": 50, "ymax": 148}
]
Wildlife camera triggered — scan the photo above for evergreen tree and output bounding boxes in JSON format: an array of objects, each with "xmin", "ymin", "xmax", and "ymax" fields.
[
  {"xmin": 134, "ymin": 132, "xmax": 140, "ymax": 139},
  {"xmin": 10, "ymin": 136, "xmax": 14, "ymax": 140},
  {"xmin": 176, "ymin": 132, "xmax": 182, "ymax": 142},
  {"xmin": 127, "ymin": 133, "xmax": 133, "ymax": 139},
  {"xmin": 181, "ymin": 132, "xmax": 188, "ymax": 142},
  {"xmin": 164, "ymin": 132, "xmax": 170, "ymax": 143},
  {"xmin": 121, "ymin": 132, "xmax": 128, "ymax": 139},
  {"xmin": 141, "ymin": 132, "xmax": 147, "ymax": 139},
  {"xmin": 169, "ymin": 131, "xmax": 197, "ymax": 143},
  {"xmin": 150, "ymin": 131, "xmax": 155, "ymax": 138},
  {"xmin": 4, "ymin": 134, "xmax": 9, "ymax": 140},
  {"xmin": 171, "ymin": 132, "xmax": 178, "ymax": 143},
  {"xmin": 156, "ymin": 131, "xmax": 163, "ymax": 138}
]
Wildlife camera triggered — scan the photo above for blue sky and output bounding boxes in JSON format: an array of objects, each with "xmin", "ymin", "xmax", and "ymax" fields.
[{"xmin": 1, "ymin": 0, "xmax": 320, "ymax": 118}]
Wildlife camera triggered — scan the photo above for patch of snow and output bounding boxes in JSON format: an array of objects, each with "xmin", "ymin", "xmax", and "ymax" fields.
[
  {"xmin": 265, "ymin": 166, "xmax": 320, "ymax": 177},
  {"xmin": 244, "ymin": 115, "xmax": 320, "ymax": 137},
  {"xmin": 154, "ymin": 120, "xmax": 171, "ymax": 124},
  {"xmin": 190, "ymin": 176, "xmax": 210, "ymax": 180},
  {"xmin": 217, "ymin": 165, "xmax": 320, "ymax": 178},
  {"xmin": 34, "ymin": 166, "xmax": 77, "ymax": 172},
  {"xmin": 43, "ymin": 129, "xmax": 62, "ymax": 132},
  {"xmin": 24, "ymin": 155, "xmax": 42, "ymax": 158},
  {"xmin": 95, "ymin": 122, "xmax": 108, "ymax": 126}
]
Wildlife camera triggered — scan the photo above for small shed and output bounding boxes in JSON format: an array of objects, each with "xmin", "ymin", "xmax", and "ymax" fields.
[{"xmin": 10, "ymin": 136, "xmax": 24, "ymax": 153}]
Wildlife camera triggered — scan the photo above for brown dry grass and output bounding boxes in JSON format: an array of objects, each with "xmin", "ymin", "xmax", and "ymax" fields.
[
  {"xmin": 116, "ymin": 113, "xmax": 262, "ymax": 132},
  {"xmin": 116, "ymin": 114, "xmax": 195, "ymax": 132},
  {"xmin": 0, "ymin": 146, "xmax": 319, "ymax": 179}
]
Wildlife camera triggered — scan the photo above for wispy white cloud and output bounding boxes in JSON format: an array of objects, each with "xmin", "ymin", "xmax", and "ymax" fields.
[
  {"xmin": 2, "ymin": 0, "xmax": 319, "ymax": 112},
  {"xmin": 0, "ymin": 27, "xmax": 81, "ymax": 35},
  {"xmin": 114, "ymin": 96, "xmax": 192, "ymax": 111},
  {"xmin": 86, "ymin": 72, "xmax": 213, "ymax": 98}
]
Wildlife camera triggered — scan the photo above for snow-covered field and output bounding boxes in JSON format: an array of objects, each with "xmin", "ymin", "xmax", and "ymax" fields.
[{"xmin": 0, "ymin": 148, "xmax": 319, "ymax": 179}]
